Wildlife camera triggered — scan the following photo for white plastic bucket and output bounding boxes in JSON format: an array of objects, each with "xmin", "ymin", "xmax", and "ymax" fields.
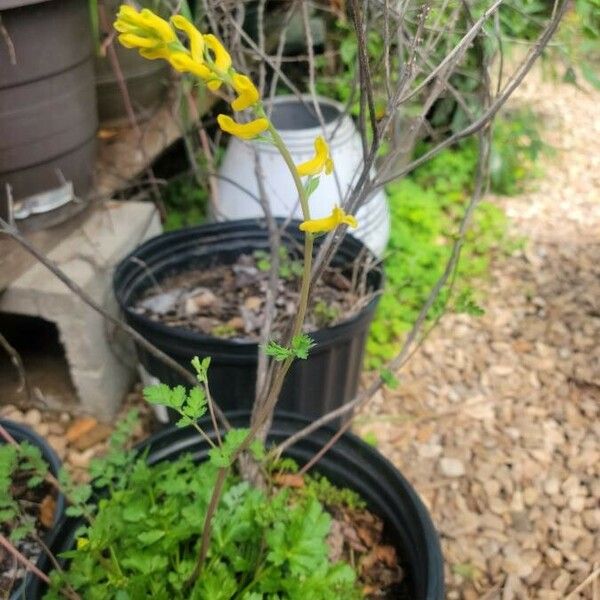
[{"xmin": 215, "ymin": 95, "xmax": 390, "ymax": 257}]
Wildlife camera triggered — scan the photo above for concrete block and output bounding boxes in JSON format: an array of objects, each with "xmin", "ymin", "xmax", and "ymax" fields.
[{"xmin": 0, "ymin": 201, "xmax": 161, "ymax": 419}]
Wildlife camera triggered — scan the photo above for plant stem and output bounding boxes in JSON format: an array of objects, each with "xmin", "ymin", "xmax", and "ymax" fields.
[
  {"xmin": 185, "ymin": 466, "xmax": 229, "ymax": 588},
  {"xmin": 265, "ymin": 121, "xmax": 311, "ymax": 220}
]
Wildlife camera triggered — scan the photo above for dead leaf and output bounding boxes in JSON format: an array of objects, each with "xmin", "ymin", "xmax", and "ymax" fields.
[
  {"xmin": 39, "ymin": 495, "xmax": 56, "ymax": 528},
  {"xmin": 272, "ymin": 473, "xmax": 305, "ymax": 488},
  {"xmin": 65, "ymin": 417, "xmax": 97, "ymax": 444}
]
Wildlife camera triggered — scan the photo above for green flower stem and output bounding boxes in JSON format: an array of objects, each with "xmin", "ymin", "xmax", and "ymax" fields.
[{"xmin": 263, "ymin": 118, "xmax": 311, "ymax": 221}]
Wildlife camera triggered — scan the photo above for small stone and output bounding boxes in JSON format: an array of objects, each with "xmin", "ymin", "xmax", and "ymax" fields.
[
  {"xmin": 23, "ymin": 408, "xmax": 42, "ymax": 427},
  {"xmin": 523, "ymin": 486, "xmax": 538, "ymax": 506},
  {"xmin": 545, "ymin": 547, "xmax": 562, "ymax": 568},
  {"xmin": 47, "ymin": 422, "xmax": 64, "ymax": 435},
  {"xmin": 582, "ymin": 509, "xmax": 599, "ymax": 530},
  {"xmin": 489, "ymin": 497, "xmax": 507, "ymax": 514},
  {"xmin": 244, "ymin": 296, "xmax": 262, "ymax": 311},
  {"xmin": 417, "ymin": 443, "xmax": 442, "ymax": 459},
  {"xmin": 544, "ymin": 477, "xmax": 560, "ymax": 496},
  {"xmin": 483, "ymin": 479, "xmax": 501, "ymax": 497},
  {"xmin": 47, "ymin": 435, "xmax": 67, "ymax": 459},
  {"xmin": 32, "ymin": 422, "xmax": 49, "ymax": 437},
  {"xmin": 568, "ymin": 495, "xmax": 585, "ymax": 512},
  {"xmin": 552, "ymin": 571, "xmax": 571, "ymax": 593},
  {"xmin": 574, "ymin": 534, "xmax": 594, "ymax": 556},
  {"xmin": 510, "ymin": 510, "xmax": 532, "ymax": 532},
  {"xmin": 67, "ymin": 448, "xmax": 95, "ymax": 469},
  {"xmin": 439, "ymin": 457, "xmax": 465, "ymax": 477}
]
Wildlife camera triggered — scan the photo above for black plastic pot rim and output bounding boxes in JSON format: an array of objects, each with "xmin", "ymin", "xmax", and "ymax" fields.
[{"xmin": 115, "ymin": 219, "xmax": 383, "ymax": 350}]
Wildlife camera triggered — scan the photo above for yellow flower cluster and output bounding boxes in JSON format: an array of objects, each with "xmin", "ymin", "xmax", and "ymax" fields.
[
  {"xmin": 114, "ymin": 6, "xmax": 264, "ymax": 136},
  {"xmin": 114, "ymin": 5, "xmax": 356, "ymax": 234}
]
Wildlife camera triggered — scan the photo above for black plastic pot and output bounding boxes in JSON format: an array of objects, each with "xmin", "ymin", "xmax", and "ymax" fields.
[
  {"xmin": 113, "ymin": 219, "xmax": 382, "ymax": 420},
  {"xmin": 0, "ymin": 419, "xmax": 66, "ymax": 600},
  {"xmin": 30, "ymin": 412, "xmax": 444, "ymax": 599}
]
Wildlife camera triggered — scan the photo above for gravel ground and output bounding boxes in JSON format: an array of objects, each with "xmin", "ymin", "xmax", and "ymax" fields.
[{"xmin": 356, "ymin": 68, "xmax": 600, "ymax": 598}]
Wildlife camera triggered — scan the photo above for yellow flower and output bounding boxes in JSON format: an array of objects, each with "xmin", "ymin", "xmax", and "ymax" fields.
[
  {"xmin": 168, "ymin": 51, "xmax": 212, "ymax": 79},
  {"xmin": 231, "ymin": 74, "xmax": 260, "ymax": 111},
  {"xmin": 296, "ymin": 136, "xmax": 334, "ymax": 177},
  {"xmin": 76, "ymin": 537, "xmax": 89, "ymax": 550},
  {"xmin": 217, "ymin": 114, "xmax": 269, "ymax": 140},
  {"xmin": 114, "ymin": 6, "xmax": 176, "ymax": 45},
  {"xmin": 170, "ymin": 15, "xmax": 204, "ymax": 63},
  {"xmin": 204, "ymin": 34, "xmax": 232, "ymax": 90},
  {"xmin": 299, "ymin": 207, "xmax": 358, "ymax": 234}
]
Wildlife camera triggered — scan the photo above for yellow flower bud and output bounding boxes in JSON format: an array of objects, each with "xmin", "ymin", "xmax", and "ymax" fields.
[
  {"xmin": 231, "ymin": 74, "xmax": 260, "ymax": 112},
  {"xmin": 217, "ymin": 114, "xmax": 269, "ymax": 140},
  {"xmin": 171, "ymin": 15, "xmax": 204, "ymax": 63},
  {"xmin": 76, "ymin": 537, "xmax": 89, "ymax": 550},
  {"xmin": 204, "ymin": 34, "xmax": 232, "ymax": 89},
  {"xmin": 299, "ymin": 207, "xmax": 358, "ymax": 234},
  {"xmin": 296, "ymin": 136, "xmax": 334, "ymax": 177}
]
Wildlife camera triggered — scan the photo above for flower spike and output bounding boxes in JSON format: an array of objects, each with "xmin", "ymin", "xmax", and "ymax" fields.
[
  {"xmin": 231, "ymin": 74, "xmax": 260, "ymax": 112},
  {"xmin": 217, "ymin": 115, "xmax": 269, "ymax": 140},
  {"xmin": 299, "ymin": 207, "xmax": 358, "ymax": 234},
  {"xmin": 296, "ymin": 136, "xmax": 334, "ymax": 177}
]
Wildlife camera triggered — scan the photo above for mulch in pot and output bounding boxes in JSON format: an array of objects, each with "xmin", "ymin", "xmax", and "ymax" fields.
[
  {"xmin": 274, "ymin": 471, "xmax": 409, "ymax": 599},
  {"xmin": 133, "ymin": 249, "xmax": 376, "ymax": 341}
]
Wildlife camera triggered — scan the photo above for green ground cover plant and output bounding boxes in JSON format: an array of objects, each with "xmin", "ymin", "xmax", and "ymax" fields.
[{"xmin": 366, "ymin": 109, "xmax": 544, "ymax": 368}]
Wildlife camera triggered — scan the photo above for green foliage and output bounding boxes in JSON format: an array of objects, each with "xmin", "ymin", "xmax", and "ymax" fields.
[
  {"xmin": 208, "ymin": 429, "xmax": 249, "ymax": 468},
  {"xmin": 302, "ymin": 475, "xmax": 366, "ymax": 511},
  {"xmin": 313, "ymin": 299, "xmax": 341, "ymax": 328},
  {"xmin": 367, "ymin": 113, "xmax": 538, "ymax": 368},
  {"xmin": 380, "ymin": 368, "xmax": 399, "ymax": 389},
  {"xmin": 264, "ymin": 334, "xmax": 315, "ymax": 362},
  {"xmin": 254, "ymin": 247, "xmax": 304, "ymax": 281},
  {"xmin": 162, "ymin": 174, "xmax": 208, "ymax": 232},
  {"xmin": 45, "ymin": 457, "xmax": 361, "ymax": 599},
  {"xmin": 0, "ymin": 441, "xmax": 49, "ymax": 542},
  {"xmin": 304, "ymin": 176, "xmax": 321, "ymax": 198},
  {"xmin": 191, "ymin": 356, "xmax": 211, "ymax": 384},
  {"xmin": 144, "ymin": 382, "xmax": 208, "ymax": 428}
]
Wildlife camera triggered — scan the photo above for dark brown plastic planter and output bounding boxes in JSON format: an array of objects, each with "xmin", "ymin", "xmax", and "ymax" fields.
[
  {"xmin": 113, "ymin": 219, "xmax": 382, "ymax": 421},
  {"xmin": 0, "ymin": 0, "xmax": 97, "ymax": 227}
]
